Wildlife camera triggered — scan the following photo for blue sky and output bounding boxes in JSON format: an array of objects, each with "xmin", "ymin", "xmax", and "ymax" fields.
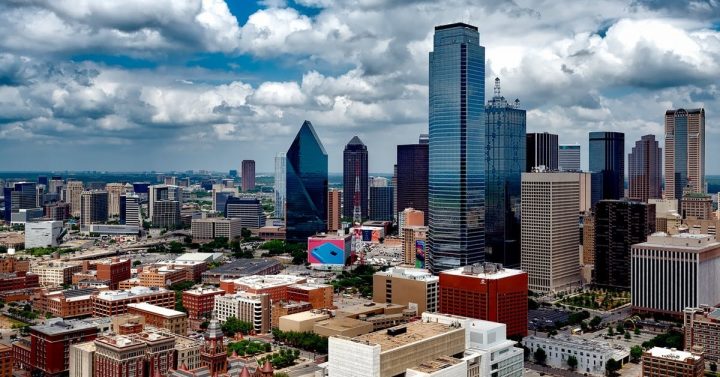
[{"xmin": 0, "ymin": 0, "xmax": 719, "ymax": 173}]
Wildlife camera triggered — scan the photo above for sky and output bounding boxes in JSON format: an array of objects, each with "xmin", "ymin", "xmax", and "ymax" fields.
[{"xmin": 0, "ymin": 0, "xmax": 719, "ymax": 174}]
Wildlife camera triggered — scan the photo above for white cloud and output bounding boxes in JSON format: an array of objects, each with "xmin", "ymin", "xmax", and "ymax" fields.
[{"xmin": 250, "ymin": 81, "xmax": 307, "ymax": 106}]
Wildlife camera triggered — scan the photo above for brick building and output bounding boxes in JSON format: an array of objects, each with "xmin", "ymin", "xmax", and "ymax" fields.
[
  {"xmin": 30, "ymin": 262, "xmax": 82, "ymax": 287},
  {"xmin": 92, "ymin": 287, "xmax": 175, "ymax": 317},
  {"xmin": 12, "ymin": 338, "xmax": 31, "ymax": 371},
  {"xmin": 138, "ymin": 267, "xmax": 191, "ymax": 288},
  {"xmin": 41, "ymin": 288, "xmax": 97, "ymax": 318},
  {"xmin": 182, "ymin": 287, "xmax": 225, "ymax": 329},
  {"xmin": 96, "ymin": 258, "xmax": 131, "ymax": 290},
  {"xmin": 0, "ymin": 344, "xmax": 11, "ymax": 377},
  {"xmin": 684, "ymin": 307, "xmax": 720, "ymax": 362},
  {"xmin": 0, "ymin": 256, "xmax": 29, "ymax": 273},
  {"xmin": 154, "ymin": 260, "xmax": 208, "ymax": 282},
  {"xmin": 642, "ymin": 347, "xmax": 703, "ymax": 377},
  {"xmin": 127, "ymin": 303, "xmax": 188, "ymax": 335},
  {"xmin": 0, "ymin": 272, "xmax": 38, "ymax": 292},
  {"xmin": 225, "ymin": 275, "xmax": 306, "ymax": 301},
  {"xmin": 29, "ymin": 319, "xmax": 98, "ymax": 376},
  {"xmin": 439, "ymin": 263, "xmax": 528, "ymax": 338},
  {"xmin": 287, "ymin": 282, "xmax": 334, "ymax": 309},
  {"xmin": 94, "ymin": 336, "xmax": 146, "ymax": 377}
]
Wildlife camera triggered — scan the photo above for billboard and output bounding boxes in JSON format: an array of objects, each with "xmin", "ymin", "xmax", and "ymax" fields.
[
  {"xmin": 415, "ymin": 239, "xmax": 426, "ymax": 268},
  {"xmin": 308, "ymin": 237, "xmax": 350, "ymax": 265}
]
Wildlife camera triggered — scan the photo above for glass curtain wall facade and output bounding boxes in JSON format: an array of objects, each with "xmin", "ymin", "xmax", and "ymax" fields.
[
  {"xmin": 396, "ymin": 143, "xmax": 429, "ymax": 224},
  {"xmin": 485, "ymin": 80, "xmax": 526, "ymax": 268},
  {"xmin": 342, "ymin": 136, "xmax": 369, "ymax": 220},
  {"xmin": 274, "ymin": 152, "xmax": 286, "ymax": 220},
  {"xmin": 589, "ymin": 132, "xmax": 625, "ymax": 201},
  {"xmin": 428, "ymin": 23, "xmax": 485, "ymax": 273},
  {"xmin": 665, "ymin": 109, "xmax": 705, "ymax": 204},
  {"xmin": 628, "ymin": 135, "xmax": 662, "ymax": 202},
  {"xmin": 285, "ymin": 120, "xmax": 328, "ymax": 242},
  {"xmin": 526, "ymin": 133, "xmax": 558, "ymax": 172}
]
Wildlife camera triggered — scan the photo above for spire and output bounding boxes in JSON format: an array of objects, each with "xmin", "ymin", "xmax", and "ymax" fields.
[
  {"xmin": 180, "ymin": 362, "xmax": 188, "ymax": 371},
  {"xmin": 494, "ymin": 77, "xmax": 501, "ymax": 98},
  {"xmin": 261, "ymin": 360, "xmax": 274, "ymax": 373},
  {"xmin": 240, "ymin": 366, "xmax": 252, "ymax": 377},
  {"xmin": 347, "ymin": 136, "xmax": 365, "ymax": 146}
]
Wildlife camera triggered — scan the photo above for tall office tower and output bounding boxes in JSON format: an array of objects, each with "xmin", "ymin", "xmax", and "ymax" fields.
[
  {"xmin": 274, "ymin": 153, "xmax": 286, "ymax": 220},
  {"xmin": 149, "ymin": 185, "xmax": 182, "ymax": 228},
  {"xmin": 241, "ymin": 160, "xmax": 256, "ymax": 192},
  {"xmin": 392, "ymin": 164, "xmax": 397, "ymax": 221},
  {"xmin": 66, "ymin": 181, "xmax": 84, "ymax": 217},
  {"xmin": 105, "ymin": 183, "xmax": 125, "ymax": 217},
  {"xmin": 3, "ymin": 182, "xmax": 38, "ymax": 222},
  {"xmin": 120, "ymin": 194, "xmax": 141, "ymax": 227},
  {"xmin": 80, "ymin": 190, "xmax": 109, "ymax": 228},
  {"xmin": 558, "ymin": 144, "xmax": 581, "ymax": 171},
  {"xmin": 369, "ymin": 182, "xmax": 394, "ymax": 222},
  {"xmin": 327, "ymin": 188, "xmax": 341, "ymax": 232},
  {"xmin": 593, "ymin": 200, "xmax": 655, "ymax": 290},
  {"xmin": 49, "ymin": 178, "xmax": 64, "ymax": 195},
  {"xmin": 628, "ymin": 135, "xmax": 662, "ymax": 202},
  {"xmin": 485, "ymin": 77, "xmax": 526, "ymax": 267},
  {"xmin": 589, "ymin": 131, "xmax": 625, "ymax": 201},
  {"xmin": 285, "ymin": 120, "xmax": 328, "ymax": 242},
  {"xmin": 37, "ymin": 176, "xmax": 48, "ymax": 186},
  {"xmin": 397, "ymin": 138, "xmax": 429, "ymax": 225},
  {"xmin": 521, "ymin": 172, "xmax": 581, "ymax": 293},
  {"xmin": 526, "ymin": 132, "xmax": 558, "ymax": 171},
  {"xmin": 428, "ymin": 22, "xmax": 485, "ymax": 273},
  {"xmin": 342, "ymin": 136, "xmax": 369, "ymax": 221},
  {"xmin": 212, "ymin": 189, "xmax": 235, "ymax": 213},
  {"xmin": 229, "ymin": 169, "xmax": 237, "ymax": 178},
  {"xmin": 665, "ymin": 108, "xmax": 706, "ymax": 202}
]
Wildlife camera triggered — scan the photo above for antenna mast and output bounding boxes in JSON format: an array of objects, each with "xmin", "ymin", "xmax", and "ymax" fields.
[{"xmin": 352, "ymin": 159, "xmax": 362, "ymax": 225}]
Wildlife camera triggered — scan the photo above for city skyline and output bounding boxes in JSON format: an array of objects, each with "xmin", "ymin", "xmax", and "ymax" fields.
[{"xmin": 0, "ymin": 1, "xmax": 718, "ymax": 173}]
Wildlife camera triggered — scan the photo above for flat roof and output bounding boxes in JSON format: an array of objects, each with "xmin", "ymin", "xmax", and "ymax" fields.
[
  {"xmin": 95, "ymin": 286, "xmax": 171, "ymax": 301},
  {"xmin": 435, "ymin": 22, "xmax": 478, "ymax": 31},
  {"xmin": 95, "ymin": 335, "xmax": 144, "ymax": 349},
  {"xmin": 315, "ymin": 317, "xmax": 370, "ymax": 332},
  {"xmin": 127, "ymin": 302, "xmax": 186, "ymax": 318},
  {"xmin": 31, "ymin": 319, "xmax": 97, "ymax": 336},
  {"xmin": 351, "ymin": 321, "xmax": 459, "ymax": 352},
  {"xmin": 648, "ymin": 347, "xmax": 700, "ymax": 361},
  {"xmin": 440, "ymin": 264, "xmax": 525, "ymax": 280},
  {"xmin": 337, "ymin": 302, "xmax": 405, "ymax": 316},
  {"xmin": 203, "ymin": 258, "xmax": 279, "ymax": 276},
  {"xmin": 281, "ymin": 311, "xmax": 330, "ymax": 322},
  {"xmin": 176, "ymin": 252, "xmax": 222, "ymax": 262},
  {"xmin": 233, "ymin": 274, "xmax": 304, "ymax": 289},
  {"xmin": 185, "ymin": 287, "xmax": 225, "ymax": 295},
  {"xmin": 408, "ymin": 355, "xmax": 462, "ymax": 373}
]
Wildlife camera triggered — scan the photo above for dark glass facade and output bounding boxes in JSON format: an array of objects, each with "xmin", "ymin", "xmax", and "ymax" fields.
[
  {"xmin": 484, "ymin": 83, "xmax": 526, "ymax": 268},
  {"xmin": 594, "ymin": 200, "xmax": 655, "ymax": 289},
  {"xmin": 369, "ymin": 186, "xmax": 394, "ymax": 221},
  {"xmin": 428, "ymin": 23, "xmax": 485, "ymax": 273},
  {"xmin": 589, "ymin": 132, "xmax": 625, "ymax": 201},
  {"xmin": 396, "ymin": 143, "xmax": 428, "ymax": 224},
  {"xmin": 526, "ymin": 132, "xmax": 558, "ymax": 171},
  {"xmin": 628, "ymin": 135, "xmax": 662, "ymax": 202},
  {"xmin": 285, "ymin": 120, "xmax": 328, "ymax": 242},
  {"xmin": 342, "ymin": 136, "xmax": 368, "ymax": 220},
  {"xmin": 3, "ymin": 182, "xmax": 37, "ymax": 222}
]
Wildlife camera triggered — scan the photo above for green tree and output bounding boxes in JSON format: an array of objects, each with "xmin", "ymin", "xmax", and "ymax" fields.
[
  {"xmin": 567, "ymin": 355, "xmax": 578, "ymax": 371},
  {"xmin": 634, "ymin": 328, "xmax": 641, "ymax": 335},
  {"xmin": 624, "ymin": 332, "xmax": 631, "ymax": 340},
  {"xmin": 616, "ymin": 323, "xmax": 625, "ymax": 334},
  {"xmin": 608, "ymin": 327, "xmax": 614, "ymax": 336},
  {"xmin": 133, "ymin": 260, "xmax": 142, "ymax": 267},
  {"xmin": 630, "ymin": 346, "xmax": 643, "ymax": 363},
  {"xmin": 534, "ymin": 348, "xmax": 547, "ymax": 365},
  {"xmin": 590, "ymin": 316, "xmax": 602, "ymax": 329},
  {"xmin": 605, "ymin": 359, "xmax": 620, "ymax": 376},
  {"xmin": 710, "ymin": 362, "xmax": 717, "ymax": 372},
  {"xmin": 222, "ymin": 317, "xmax": 253, "ymax": 336}
]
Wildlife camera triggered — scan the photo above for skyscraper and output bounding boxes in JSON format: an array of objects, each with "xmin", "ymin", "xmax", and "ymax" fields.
[
  {"xmin": 342, "ymin": 136, "xmax": 369, "ymax": 221},
  {"xmin": 665, "ymin": 108, "xmax": 706, "ymax": 202},
  {"xmin": 149, "ymin": 185, "xmax": 181, "ymax": 229},
  {"xmin": 593, "ymin": 200, "xmax": 655, "ymax": 290},
  {"xmin": 396, "ymin": 137, "xmax": 429, "ymax": 225},
  {"xmin": 80, "ymin": 190, "xmax": 109, "ymax": 228},
  {"xmin": 369, "ymin": 179, "xmax": 393, "ymax": 222},
  {"xmin": 274, "ymin": 152, "xmax": 286, "ymax": 220},
  {"xmin": 526, "ymin": 132, "xmax": 558, "ymax": 171},
  {"xmin": 3, "ymin": 182, "xmax": 38, "ymax": 222},
  {"xmin": 241, "ymin": 160, "xmax": 256, "ymax": 192},
  {"xmin": 558, "ymin": 144, "xmax": 581, "ymax": 171},
  {"xmin": 105, "ymin": 183, "xmax": 125, "ymax": 217},
  {"xmin": 327, "ymin": 188, "xmax": 341, "ymax": 232},
  {"xmin": 628, "ymin": 135, "xmax": 662, "ymax": 202},
  {"xmin": 66, "ymin": 181, "xmax": 84, "ymax": 217},
  {"xmin": 120, "ymin": 193, "xmax": 140, "ymax": 227},
  {"xmin": 589, "ymin": 131, "xmax": 625, "ymax": 201},
  {"xmin": 521, "ymin": 172, "xmax": 581, "ymax": 293},
  {"xmin": 285, "ymin": 120, "xmax": 328, "ymax": 242},
  {"xmin": 428, "ymin": 22, "xmax": 485, "ymax": 273},
  {"xmin": 484, "ymin": 78, "xmax": 525, "ymax": 267}
]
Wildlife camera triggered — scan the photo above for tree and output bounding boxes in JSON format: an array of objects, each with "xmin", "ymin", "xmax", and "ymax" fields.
[
  {"xmin": 222, "ymin": 316, "xmax": 253, "ymax": 336},
  {"xmin": 605, "ymin": 359, "xmax": 620, "ymax": 376},
  {"xmin": 710, "ymin": 362, "xmax": 717, "ymax": 372},
  {"xmin": 634, "ymin": 328, "xmax": 641, "ymax": 335},
  {"xmin": 567, "ymin": 355, "xmax": 578, "ymax": 371},
  {"xmin": 624, "ymin": 332, "xmax": 631, "ymax": 340},
  {"xmin": 616, "ymin": 323, "xmax": 625, "ymax": 334},
  {"xmin": 608, "ymin": 327, "xmax": 614, "ymax": 336},
  {"xmin": 533, "ymin": 348, "xmax": 547, "ymax": 365},
  {"xmin": 132, "ymin": 260, "xmax": 142, "ymax": 267},
  {"xmin": 630, "ymin": 346, "xmax": 643, "ymax": 363},
  {"xmin": 590, "ymin": 316, "xmax": 602, "ymax": 328},
  {"xmin": 200, "ymin": 321, "xmax": 209, "ymax": 330}
]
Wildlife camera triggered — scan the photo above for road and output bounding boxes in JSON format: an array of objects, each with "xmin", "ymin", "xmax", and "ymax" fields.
[
  {"xmin": 281, "ymin": 362, "xmax": 322, "ymax": 377},
  {"xmin": 525, "ymin": 362, "xmax": 587, "ymax": 377}
]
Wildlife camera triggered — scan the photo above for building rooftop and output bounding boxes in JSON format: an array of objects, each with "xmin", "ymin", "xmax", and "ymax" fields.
[
  {"xmin": 184, "ymin": 287, "xmax": 225, "ymax": 296},
  {"xmin": 309, "ymin": 233, "xmax": 351, "ymax": 240},
  {"xmin": 217, "ymin": 291, "xmax": 267, "ymax": 302},
  {"xmin": 127, "ymin": 302, "xmax": 186, "ymax": 318},
  {"xmin": 176, "ymin": 252, "xmax": 223, "ymax": 262},
  {"xmin": 440, "ymin": 263, "xmax": 525, "ymax": 280},
  {"xmin": 407, "ymin": 355, "xmax": 462, "ymax": 373},
  {"xmin": 647, "ymin": 347, "xmax": 701, "ymax": 361},
  {"xmin": 337, "ymin": 302, "xmax": 405, "ymax": 317},
  {"xmin": 95, "ymin": 286, "xmax": 170, "ymax": 301},
  {"xmin": 350, "ymin": 321, "xmax": 460, "ymax": 352},
  {"xmin": 376, "ymin": 267, "xmax": 438, "ymax": 282},
  {"xmin": 233, "ymin": 274, "xmax": 305, "ymax": 289},
  {"xmin": 156, "ymin": 259, "xmax": 207, "ymax": 267},
  {"xmin": 203, "ymin": 258, "xmax": 280, "ymax": 277},
  {"xmin": 288, "ymin": 282, "xmax": 333, "ymax": 291},
  {"xmin": 638, "ymin": 232, "xmax": 720, "ymax": 249},
  {"xmin": 281, "ymin": 310, "xmax": 331, "ymax": 322},
  {"xmin": 31, "ymin": 318, "xmax": 97, "ymax": 336},
  {"xmin": 71, "ymin": 341, "xmax": 96, "ymax": 352},
  {"xmin": 96, "ymin": 335, "xmax": 145, "ymax": 349},
  {"xmin": 315, "ymin": 317, "xmax": 371, "ymax": 332}
]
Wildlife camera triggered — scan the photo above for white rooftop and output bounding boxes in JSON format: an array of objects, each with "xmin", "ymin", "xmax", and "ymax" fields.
[
  {"xmin": 639, "ymin": 232, "xmax": 720, "ymax": 249},
  {"xmin": 95, "ymin": 286, "xmax": 170, "ymax": 301},
  {"xmin": 233, "ymin": 274, "xmax": 305, "ymax": 289},
  {"xmin": 440, "ymin": 263, "xmax": 525, "ymax": 280},
  {"xmin": 647, "ymin": 347, "xmax": 701, "ymax": 361},
  {"xmin": 378, "ymin": 267, "xmax": 438, "ymax": 282},
  {"xmin": 127, "ymin": 302, "xmax": 186, "ymax": 318},
  {"xmin": 175, "ymin": 252, "xmax": 222, "ymax": 262}
]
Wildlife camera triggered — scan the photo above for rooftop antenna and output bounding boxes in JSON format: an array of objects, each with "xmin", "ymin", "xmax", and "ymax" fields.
[
  {"xmin": 514, "ymin": 98, "xmax": 520, "ymax": 109},
  {"xmin": 494, "ymin": 77, "xmax": 501, "ymax": 98}
]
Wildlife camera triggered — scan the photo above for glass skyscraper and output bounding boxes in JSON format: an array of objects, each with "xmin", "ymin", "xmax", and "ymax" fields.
[
  {"xmin": 396, "ymin": 139, "xmax": 429, "ymax": 224},
  {"xmin": 558, "ymin": 144, "xmax": 581, "ymax": 171},
  {"xmin": 285, "ymin": 120, "xmax": 328, "ymax": 242},
  {"xmin": 664, "ymin": 108, "xmax": 705, "ymax": 202},
  {"xmin": 428, "ymin": 23, "xmax": 485, "ymax": 273},
  {"xmin": 589, "ymin": 131, "xmax": 625, "ymax": 202},
  {"xmin": 526, "ymin": 132, "xmax": 558, "ymax": 172},
  {"xmin": 274, "ymin": 152, "xmax": 286, "ymax": 220},
  {"xmin": 484, "ymin": 78, "xmax": 525, "ymax": 268},
  {"xmin": 342, "ymin": 136, "xmax": 369, "ymax": 220}
]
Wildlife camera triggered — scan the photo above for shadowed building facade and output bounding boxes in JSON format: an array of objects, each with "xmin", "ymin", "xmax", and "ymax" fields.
[{"xmin": 342, "ymin": 136, "xmax": 369, "ymax": 221}]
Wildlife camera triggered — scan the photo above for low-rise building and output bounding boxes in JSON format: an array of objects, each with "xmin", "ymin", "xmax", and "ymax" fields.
[
  {"xmin": 30, "ymin": 262, "xmax": 82, "ymax": 287},
  {"xmin": 0, "ymin": 272, "xmax": 38, "ymax": 293},
  {"xmin": 279, "ymin": 311, "xmax": 331, "ymax": 333},
  {"xmin": 182, "ymin": 287, "xmax": 225, "ymax": 328},
  {"xmin": 0, "ymin": 344, "xmax": 11, "ymax": 377},
  {"xmin": 12, "ymin": 338, "xmax": 31, "ymax": 372},
  {"xmin": 24, "ymin": 221, "xmax": 63, "ymax": 249},
  {"xmin": 127, "ymin": 303, "xmax": 188, "ymax": 335},
  {"xmin": 201, "ymin": 258, "xmax": 281, "ymax": 284},
  {"xmin": 225, "ymin": 274, "xmax": 306, "ymax": 301},
  {"xmin": 642, "ymin": 347, "xmax": 703, "ymax": 377},
  {"xmin": 154, "ymin": 260, "xmax": 208, "ymax": 282},
  {"xmin": 684, "ymin": 306, "xmax": 720, "ymax": 362},
  {"xmin": 29, "ymin": 318, "xmax": 99, "ymax": 376},
  {"xmin": 139, "ymin": 266, "xmax": 191, "ymax": 288},
  {"xmin": 287, "ymin": 282, "xmax": 334, "ymax": 309},
  {"xmin": 213, "ymin": 291, "xmax": 271, "ymax": 334},
  {"xmin": 271, "ymin": 301, "xmax": 312, "ymax": 328},
  {"xmin": 92, "ymin": 287, "xmax": 175, "ymax": 317},
  {"xmin": 41, "ymin": 288, "xmax": 97, "ymax": 318},
  {"xmin": 523, "ymin": 335, "xmax": 629, "ymax": 375},
  {"xmin": 191, "ymin": 217, "xmax": 243, "ymax": 241},
  {"xmin": 69, "ymin": 341, "xmax": 95, "ymax": 377},
  {"xmin": 95, "ymin": 257, "xmax": 132, "ymax": 290},
  {"xmin": 373, "ymin": 267, "xmax": 438, "ymax": 314}
]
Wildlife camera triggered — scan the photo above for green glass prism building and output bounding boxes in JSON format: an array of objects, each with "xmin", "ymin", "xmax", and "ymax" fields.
[
  {"xmin": 285, "ymin": 120, "xmax": 328, "ymax": 242},
  {"xmin": 428, "ymin": 23, "xmax": 485, "ymax": 273}
]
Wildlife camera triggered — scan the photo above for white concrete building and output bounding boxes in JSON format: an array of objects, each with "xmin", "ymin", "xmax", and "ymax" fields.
[
  {"xmin": 69, "ymin": 341, "xmax": 96, "ymax": 377},
  {"xmin": 632, "ymin": 232, "xmax": 720, "ymax": 316},
  {"xmin": 213, "ymin": 291, "xmax": 271, "ymax": 333},
  {"xmin": 523, "ymin": 335, "xmax": 629, "ymax": 376},
  {"xmin": 30, "ymin": 262, "xmax": 82, "ymax": 287},
  {"xmin": 25, "ymin": 220, "xmax": 63, "ymax": 248}
]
